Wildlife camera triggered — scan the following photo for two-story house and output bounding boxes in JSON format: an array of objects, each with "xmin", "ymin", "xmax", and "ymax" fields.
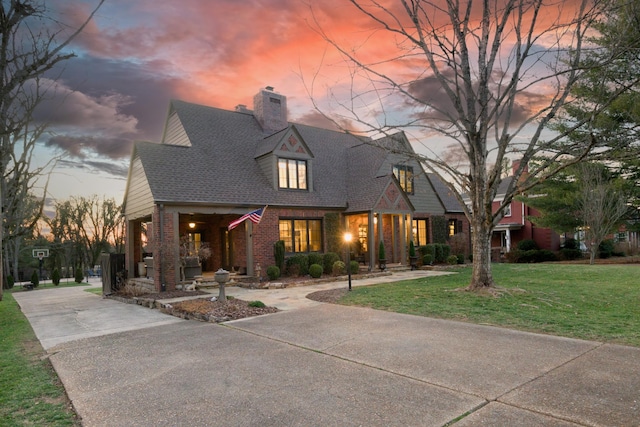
[
  {"xmin": 491, "ymin": 162, "xmax": 560, "ymax": 255},
  {"xmin": 122, "ymin": 86, "xmax": 469, "ymax": 292}
]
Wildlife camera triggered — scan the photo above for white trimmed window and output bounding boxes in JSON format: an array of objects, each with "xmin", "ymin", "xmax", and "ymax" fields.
[{"xmin": 278, "ymin": 158, "xmax": 307, "ymax": 190}]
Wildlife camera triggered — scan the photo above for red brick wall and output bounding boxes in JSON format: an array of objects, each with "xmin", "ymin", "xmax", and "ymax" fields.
[
  {"xmin": 250, "ymin": 207, "xmax": 340, "ymax": 278},
  {"xmin": 152, "ymin": 206, "xmax": 177, "ymax": 292}
]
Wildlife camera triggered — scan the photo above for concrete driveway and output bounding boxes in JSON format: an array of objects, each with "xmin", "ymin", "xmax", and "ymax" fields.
[{"xmin": 13, "ymin": 274, "xmax": 640, "ymax": 426}]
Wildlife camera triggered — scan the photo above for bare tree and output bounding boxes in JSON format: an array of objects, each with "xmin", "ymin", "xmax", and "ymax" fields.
[
  {"xmin": 309, "ymin": 0, "xmax": 639, "ymax": 289},
  {"xmin": 3, "ymin": 192, "xmax": 42, "ymax": 282},
  {"xmin": 47, "ymin": 195, "xmax": 125, "ymax": 275},
  {"xmin": 0, "ymin": 0, "xmax": 104, "ymax": 300},
  {"xmin": 578, "ymin": 163, "xmax": 629, "ymax": 264}
]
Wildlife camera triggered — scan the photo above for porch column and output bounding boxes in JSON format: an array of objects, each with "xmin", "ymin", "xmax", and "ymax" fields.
[
  {"xmin": 505, "ymin": 229, "xmax": 512, "ymax": 252},
  {"xmin": 377, "ymin": 212, "xmax": 384, "ymax": 259},
  {"xmin": 400, "ymin": 215, "xmax": 407, "ymax": 265},
  {"xmin": 368, "ymin": 211, "xmax": 375, "ymax": 271},
  {"xmin": 125, "ymin": 220, "xmax": 137, "ymax": 278},
  {"xmin": 246, "ymin": 221, "xmax": 254, "ymax": 276},
  {"xmin": 170, "ymin": 211, "xmax": 180, "ymax": 287}
]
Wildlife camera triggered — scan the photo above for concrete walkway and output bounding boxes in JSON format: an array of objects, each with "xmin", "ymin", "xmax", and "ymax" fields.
[{"xmin": 12, "ymin": 273, "xmax": 640, "ymax": 426}]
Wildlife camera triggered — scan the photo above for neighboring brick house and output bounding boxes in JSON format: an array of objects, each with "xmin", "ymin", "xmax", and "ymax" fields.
[
  {"xmin": 123, "ymin": 87, "xmax": 462, "ymax": 292},
  {"xmin": 491, "ymin": 163, "xmax": 560, "ymax": 255}
]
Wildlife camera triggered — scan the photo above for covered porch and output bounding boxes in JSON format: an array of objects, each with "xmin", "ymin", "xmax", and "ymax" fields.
[
  {"xmin": 125, "ymin": 205, "xmax": 265, "ymax": 292},
  {"xmin": 344, "ymin": 211, "xmax": 414, "ymax": 271}
]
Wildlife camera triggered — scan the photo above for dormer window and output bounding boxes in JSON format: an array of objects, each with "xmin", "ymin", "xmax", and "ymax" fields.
[
  {"xmin": 278, "ymin": 158, "xmax": 307, "ymax": 190},
  {"xmin": 393, "ymin": 164, "xmax": 414, "ymax": 194}
]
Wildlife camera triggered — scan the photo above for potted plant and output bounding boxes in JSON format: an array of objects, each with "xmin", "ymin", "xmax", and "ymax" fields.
[
  {"xmin": 409, "ymin": 240, "xmax": 418, "ymax": 270},
  {"xmin": 378, "ymin": 240, "xmax": 386, "ymax": 271},
  {"xmin": 180, "ymin": 235, "xmax": 212, "ymax": 280}
]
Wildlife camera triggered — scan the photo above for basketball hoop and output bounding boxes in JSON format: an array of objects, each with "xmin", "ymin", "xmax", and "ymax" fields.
[{"xmin": 32, "ymin": 249, "xmax": 49, "ymax": 259}]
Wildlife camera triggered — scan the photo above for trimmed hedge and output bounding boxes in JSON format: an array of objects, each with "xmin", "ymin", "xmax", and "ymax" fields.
[
  {"xmin": 286, "ymin": 254, "xmax": 309, "ymax": 276},
  {"xmin": 309, "ymin": 263, "xmax": 323, "ymax": 278},
  {"xmin": 517, "ymin": 239, "xmax": 539, "ymax": 251},
  {"xmin": 559, "ymin": 248, "xmax": 583, "ymax": 261},
  {"xmin": 423, "ymin": 243, "xmax": 451, "ymax": 263},
  {"xmin": 349, "ymin": 260, "xmax": 359, "ymax": 274},
  {"xmin": 308, "ymin": 252, "xmax": 324, "ymax": 267},
  {"xmin": 266, "ymin": 265, "xmax": 280, "ymax": 280},
  {"xmin": 506, "ymin": 249, "xmax": 557, "ymax": 263},
  {"xmin": 332, "ymin": 260, "xmax": 345, "ymax": 276},
  {"xmin": 323, "ymin": 252, "xmax": 341, "ymax": 274},
  {"xmin": 446, "ymin": 255, "xmax": 458, "ymax": 265}
]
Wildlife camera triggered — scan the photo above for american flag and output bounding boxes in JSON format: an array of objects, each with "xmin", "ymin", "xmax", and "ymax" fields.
[{"xmin": 228, "ymin": 206, "xmax": 267, "ymax": 231}]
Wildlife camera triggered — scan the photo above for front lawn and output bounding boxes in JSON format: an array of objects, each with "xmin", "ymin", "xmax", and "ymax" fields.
[
  {"xmin": 339, "ymin": 263, "xmax": 640, "ymax": 347},
  {"xmin": 0, "ymin": 292, "xmax": 79, "ymax": 425}
]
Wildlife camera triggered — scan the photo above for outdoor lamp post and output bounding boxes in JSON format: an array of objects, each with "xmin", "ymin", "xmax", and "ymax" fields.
[{"xmin": 344, "ymin": 232, "xmax": 353, "ymax": 291}]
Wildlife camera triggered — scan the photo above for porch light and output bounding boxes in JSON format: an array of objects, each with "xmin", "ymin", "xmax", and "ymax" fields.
[
  {"xmin": 344, "ymin": 232, "xmax": 353, "ymax": 291},
  {"xmin": 188, "ymin": 222, "xmax": 196, "ymax": 229}
]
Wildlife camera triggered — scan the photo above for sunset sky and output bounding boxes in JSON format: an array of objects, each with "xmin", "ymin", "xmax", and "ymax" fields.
[{"xmin": 33, "ymin": 0, "xmax": 576, "ymax": 209}]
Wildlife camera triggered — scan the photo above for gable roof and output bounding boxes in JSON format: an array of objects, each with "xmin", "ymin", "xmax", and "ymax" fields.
[
  {"xmin": 134, "ymin": 100, "xmax": 378, "ymax": 208},
  {"xmin": 428, "ymin": 173, "xmax": 465, "ymax": 213}
]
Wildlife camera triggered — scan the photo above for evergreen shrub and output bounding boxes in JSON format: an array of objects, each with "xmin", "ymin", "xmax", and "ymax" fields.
[
  {"xmin": 31, "ymin": 270, "xmax": 39, "ymax": 287},
  {"xmin": 349, "ymin": 260, "xmax": 359, "ymax": 274},
  {"xmin": 332, "ymin": 260, "xmax": 345, "ymax": 276},
  {"xmin": 309, "ymin": 263, "xmax": 323, "ymax": 278},
  {"xmin": 323, "ymin": 252, "xmax": 340, "ymax": 274},
  {"xmin": 52, "ymin": 268, "xmax": 61, "ymax": 286},
  {"xmin": 266, "ymin": 265, "xmax": 280, "ymax": 280},
  {"xmin": 286, "ymin": 254, "xmax": 309, "ymax": 276},
  {"xmin": 75, "ymin": 267, "xmax": 84, "ymax": 283}
]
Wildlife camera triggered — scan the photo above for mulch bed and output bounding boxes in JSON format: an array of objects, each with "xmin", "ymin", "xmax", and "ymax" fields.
[
  {"xmin": 111, "ymin": 289, "xmax": 279, "ymax": 323},
  {"xmin": 306, "ymin": 288, "xmax": 349, "ymax": 304},
  {"xmin": 126, "ymin": 289, "xmax": 209, "ymax": 299},
  {"xmin": 162, "ymin": 297, "xmax": 279, "ymax": 323}
]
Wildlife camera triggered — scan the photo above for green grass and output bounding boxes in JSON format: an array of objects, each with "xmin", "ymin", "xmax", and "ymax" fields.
[
  {"xmin": 11, "ymin": 280, "xmax": 88, "ymax": 291},
  {"xmin": 0, "ymin": 292, "xmax": 80, "ymax": 426},
  {"xmin": 341, "ymin": 263, "xmax": 640, "ymax": 347}
]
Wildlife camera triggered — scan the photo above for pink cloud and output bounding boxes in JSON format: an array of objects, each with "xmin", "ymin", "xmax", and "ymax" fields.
[
  {"xmin": 34, "ymin": 79, "xmax": 138, "ymax": 135},
  {"xmin": 42, "ymin": 0, "xmax": 593, "ymax": 169}
]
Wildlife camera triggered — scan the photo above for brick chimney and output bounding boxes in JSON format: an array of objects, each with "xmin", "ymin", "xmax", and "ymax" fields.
[
  {"xmin": 512, "ymin": 159, "xmax": 528, "ymax": 176},
  {"xmin": 253, "ymin": 86, "xmax": 287, "ymax": 133},
  {"xmin": 512, "ymin": 159, "xmax": 529, "ymax": 186}
]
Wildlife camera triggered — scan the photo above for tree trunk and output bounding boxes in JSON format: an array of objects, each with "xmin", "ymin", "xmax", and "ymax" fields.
[
  {"xmin": 12, "ymin": 240, "xmax": 20, "ymax": 284},
  {"xmin": 467, "ymin": 218, "xmax": 496, "ymax": 290}
]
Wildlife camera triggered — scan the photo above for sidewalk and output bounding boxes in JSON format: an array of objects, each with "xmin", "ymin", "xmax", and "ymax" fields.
[{"xmin": 13, "ymin": 272, "xmax": 640, "ymax": 426}]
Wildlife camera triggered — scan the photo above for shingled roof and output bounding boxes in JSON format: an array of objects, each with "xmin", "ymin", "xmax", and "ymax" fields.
[
  {"xmin": 428, "ymin": 173, "xmax": 465, "ymax": 213},
  {"xmin": 133, "ymin": 100, "xmax": 396, "ymax": 209}
]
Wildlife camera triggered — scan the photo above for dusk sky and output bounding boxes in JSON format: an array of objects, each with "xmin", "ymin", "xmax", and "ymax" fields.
[
  {"xmin": 34, "ymin": 0, "xmax": 570, "ymax": 209},
  {"xmin": 39, "ymin": 0, "xmax": 366, "ymax": 206}
]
